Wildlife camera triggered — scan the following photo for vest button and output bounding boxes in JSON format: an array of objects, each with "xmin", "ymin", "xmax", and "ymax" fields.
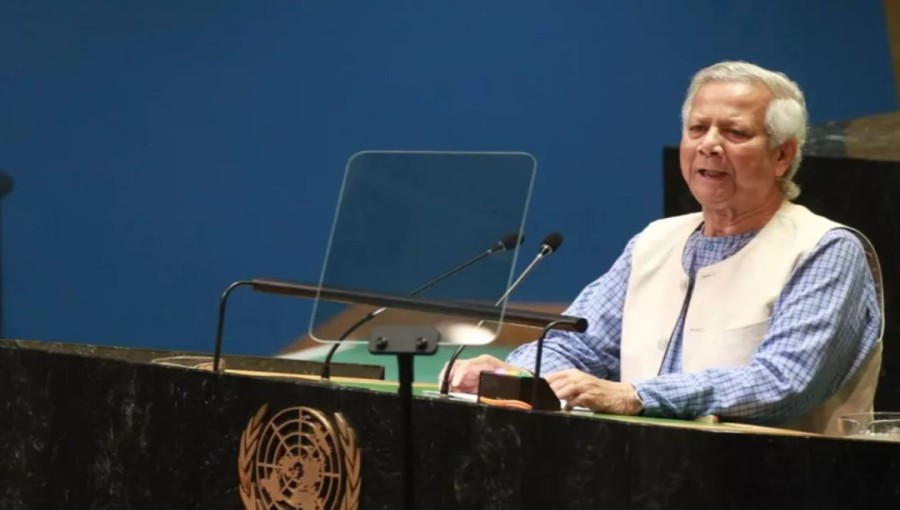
[
  {"xmin": 657, "ymin": 338, "xmax": 668, "ymax": 351},
  {"xmin": 680, "ymin": 280, "xmax": 689, "ymax": 292}
]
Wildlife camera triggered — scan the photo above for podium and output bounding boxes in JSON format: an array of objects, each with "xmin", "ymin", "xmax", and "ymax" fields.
[{"xmin": 2, "ymin": 339, "xmax": 899, "ymax": 510}]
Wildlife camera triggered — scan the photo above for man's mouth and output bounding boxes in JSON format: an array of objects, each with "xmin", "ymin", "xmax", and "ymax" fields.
[{"xmin": 698, "ymin": 169, "xmax": 728, "ymax": 179}]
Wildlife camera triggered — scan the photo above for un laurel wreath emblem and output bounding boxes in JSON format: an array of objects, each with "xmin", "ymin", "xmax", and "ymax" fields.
[{"xmin": 239, "ymin": 405, "xmax": 361, "ymax": 510}]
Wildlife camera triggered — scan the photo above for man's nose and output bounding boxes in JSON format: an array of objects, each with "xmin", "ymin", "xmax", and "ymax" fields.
[{"xmin": 697, "ymin": 129, "xmax": 723, "ymax": 156}]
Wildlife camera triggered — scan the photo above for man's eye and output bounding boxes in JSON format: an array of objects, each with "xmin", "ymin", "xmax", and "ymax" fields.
[{"xmin": 688, "ymin": 125, "xmax": 706, "ymax": 133}]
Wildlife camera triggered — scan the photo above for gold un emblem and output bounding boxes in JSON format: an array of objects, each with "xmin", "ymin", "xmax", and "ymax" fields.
[{"xmin": 239, "ymin": 405, "xmax": 361, "ymax": 510}]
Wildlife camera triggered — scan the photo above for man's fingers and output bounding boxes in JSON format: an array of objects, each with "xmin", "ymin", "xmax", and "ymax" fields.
[
  {"xmin": 556, "ymin": 385, "xmax": 578, "ymax": 401},
  {"xmin": 565, "ymin": 393, "xmax": 585, "ymax": 411},
  {"xmin": 447, "ymin": 355, "xmax": 509, "ymax": 393},
  {"xmin": 545, "ymin": 368, "xmax": 577, "ymax": 382},
  {"xmin": 549, "ymin": 375, "xmax": 585, "ymax": 401},
  {"xmin": 450, "ymin": 361, "xmax": 470, "ymax": 388},
  {"xmin": 546, "ymin": 369, "xmax": 577, "ymax": 391},
  {"xmin": 547, "ymin": 373, "xmax": 570, "ymax": 393},
  {"xmin": 547, "ymin": 370, "xmax": 588, "ymax": 395},
  {"xmin": 444, "ymin": 358, "xmax": 470, "ymax": 389}
]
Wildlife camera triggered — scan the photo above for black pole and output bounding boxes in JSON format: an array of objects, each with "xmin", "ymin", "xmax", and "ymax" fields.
[
  {"xmin": 0, "ymin": 173, "xmax": 15, "ymax": 339},
  {"xmin": 397, "ymin": 353, "xmax": 415, "ymax": 510},
  {"xmin": 366, "ymin": 325, "xmax": 437, "ymax": 510}
]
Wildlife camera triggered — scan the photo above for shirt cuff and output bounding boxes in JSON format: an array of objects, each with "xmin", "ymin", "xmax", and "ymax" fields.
[{"xmin": 634, "ymin": 382, "xmax": 660, "ymax": 417}]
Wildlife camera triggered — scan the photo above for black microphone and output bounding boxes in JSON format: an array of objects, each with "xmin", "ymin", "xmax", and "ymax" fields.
[
  {"xmin": 439, "ymin": 231, "xmax": 564, "ymax": 395},
  {"xmin": 320, "ymin": 231, "xmax": 524, "ymax": 380}
]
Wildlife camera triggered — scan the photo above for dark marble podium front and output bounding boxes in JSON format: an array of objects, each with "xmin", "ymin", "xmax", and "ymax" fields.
[{"xmin": 1, "ymin": 340, "xmax": 899, "ymax": 509}]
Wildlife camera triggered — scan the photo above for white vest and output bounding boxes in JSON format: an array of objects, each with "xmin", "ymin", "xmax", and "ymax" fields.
[{"xmin": 620, "ymin": 201, "xmax": 884, "ymax": 434}]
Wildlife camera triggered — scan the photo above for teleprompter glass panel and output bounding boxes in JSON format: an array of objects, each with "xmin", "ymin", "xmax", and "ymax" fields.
[{"xmin": 310, "ymin": 151, "xmax": 535, "ymax": 345}]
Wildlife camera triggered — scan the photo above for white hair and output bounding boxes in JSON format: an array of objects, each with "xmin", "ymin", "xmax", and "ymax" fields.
[{"xmin": 681, "ymin": 61, "xmax": 808, "ymax": 200}]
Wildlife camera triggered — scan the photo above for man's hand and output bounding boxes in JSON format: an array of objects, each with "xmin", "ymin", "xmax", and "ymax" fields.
[
  {"xmin": 439, "ymin": 355, "xmax": 522, "ymax": 394},
  {"xmin": 545, "ymin": 369, "xmax": 643, "ymax": 415}
]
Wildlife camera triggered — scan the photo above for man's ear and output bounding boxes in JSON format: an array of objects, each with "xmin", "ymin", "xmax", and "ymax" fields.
[{"xmin": 774, "ymin": 139, "xmax": 798, "ymax": 178}]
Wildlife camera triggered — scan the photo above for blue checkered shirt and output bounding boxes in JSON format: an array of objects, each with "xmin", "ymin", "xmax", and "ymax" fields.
[{"xmin": 506, "ymin": 227, "xmax": 881, "ymax": 424}]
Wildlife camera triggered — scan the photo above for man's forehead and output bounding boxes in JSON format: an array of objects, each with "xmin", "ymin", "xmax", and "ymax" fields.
[
  {"xmin": 688, "ymin": 81, "xmax": 772, "ymax": 116},
  {"xmin": 696, "ymin": 80, "xmax": 772, "ymax": 100}
]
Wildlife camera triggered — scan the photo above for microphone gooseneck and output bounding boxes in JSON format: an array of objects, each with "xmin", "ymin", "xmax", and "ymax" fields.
[
  {"xmin": 212, "ymin": 280, "xmax": 255, "ymax": 372},
  {"xmin": 320, "ymin": 232, "xmax": 524, "ymax": 380},
  {"xmin": 440, "ymin": 232, "xmax": 564, "ymax": 395}
]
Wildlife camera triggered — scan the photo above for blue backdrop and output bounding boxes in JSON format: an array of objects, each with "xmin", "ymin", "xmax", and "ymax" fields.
[{"xmin": 0, "ymin": 1, "xmax": 895, "ymax": 355}]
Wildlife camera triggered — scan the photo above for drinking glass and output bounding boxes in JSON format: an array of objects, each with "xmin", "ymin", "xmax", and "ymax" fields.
[{"xmin": 838, "ymin": 412, "xmax": 900, "ymax": 442}]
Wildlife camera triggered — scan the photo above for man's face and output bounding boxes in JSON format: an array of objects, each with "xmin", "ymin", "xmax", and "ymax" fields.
[{"xmin": 679, "ymin": 81, "xmax": 794, "ymax": 213}]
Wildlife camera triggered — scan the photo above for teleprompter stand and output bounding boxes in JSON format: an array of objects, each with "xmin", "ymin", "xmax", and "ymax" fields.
[{"xmin": 368, "ymin": 325, "xmax": 439, "ymax": 510}]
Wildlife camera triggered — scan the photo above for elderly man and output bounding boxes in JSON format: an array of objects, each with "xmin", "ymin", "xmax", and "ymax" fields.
[{"xmin": 445, "ymin": 61, "xmax": 883, "ymax": 434}]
